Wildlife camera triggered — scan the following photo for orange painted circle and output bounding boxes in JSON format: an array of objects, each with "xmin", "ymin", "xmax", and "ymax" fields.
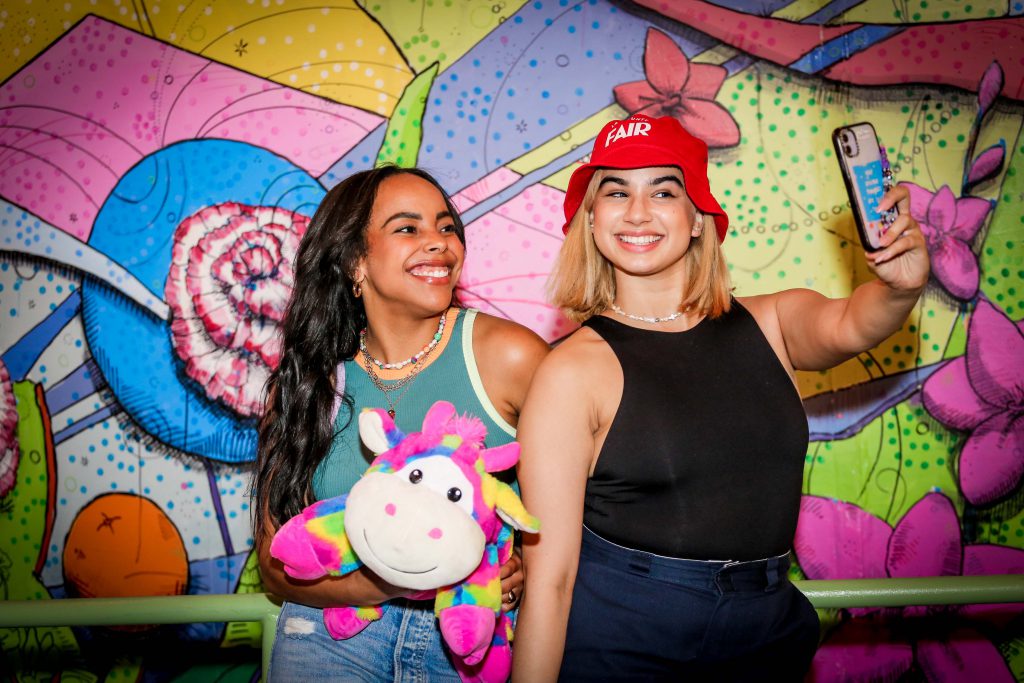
[{"xmin": 63, "ymin": 493, "xmax": 189, "ymax": 598}]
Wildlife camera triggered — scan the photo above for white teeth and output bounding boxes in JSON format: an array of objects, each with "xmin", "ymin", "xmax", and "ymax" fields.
[
  {"xmin": 411, "ymin": 266, "xmax": 450, "ymax": 278},
  {"xmin": 618, "ymin": 234, "xmax": 661, "ymax": 245}
]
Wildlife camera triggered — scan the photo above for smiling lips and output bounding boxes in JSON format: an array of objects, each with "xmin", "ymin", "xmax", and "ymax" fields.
[{"xmin": 410, "ymin": 264, "xmax": 451, "ymax": 279}]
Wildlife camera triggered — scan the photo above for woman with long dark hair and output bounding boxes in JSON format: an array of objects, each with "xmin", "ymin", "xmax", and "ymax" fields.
[{"xmin": 254, "ymin": 166, "xmax": 548, "ymax": 681}]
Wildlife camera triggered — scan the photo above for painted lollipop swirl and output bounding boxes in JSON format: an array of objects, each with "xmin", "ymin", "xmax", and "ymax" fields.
[
  {"xmin": 0, "ymin": 360, "xmax": 19, "ymax": 498},
  {"xmin": 166, "ymin": 203, "xmax": 308, "ymax": 417}
]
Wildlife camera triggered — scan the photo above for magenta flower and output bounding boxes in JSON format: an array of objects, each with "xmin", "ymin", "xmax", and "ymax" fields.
[
  {"xmin": 905, "ymin": 183, "xmax": 990, "ymax": 301},
  {"xmin": 796, "ymin": 493, "xmax": 1022, "ymax": 681},
  {"xmin": 922, "ymin": 300, "xmax": 1024, "ymax": 505},
  {"xmin": 613, "ymin": 28, "xmax": 740, "ymax": 149},
  {"xmin": 0, "ymin": 359, "xmax": 18, "ymax": 498}
]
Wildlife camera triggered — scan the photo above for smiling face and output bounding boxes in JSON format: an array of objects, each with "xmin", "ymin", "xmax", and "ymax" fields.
[
  {"xmin": 589, "ymin": 166, "xmax": 702, "ymax": 278},
  {"xmin": 355, "ymin": 173, "xmax": 465, "ymax": 316},
  {"xmin": 344, "ymin": 457, "xmax": 487, "ymax": 590}
]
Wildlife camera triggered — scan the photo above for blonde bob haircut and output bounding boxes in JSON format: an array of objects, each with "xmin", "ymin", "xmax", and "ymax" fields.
[{"xmin": 549, "ymin": 168, "xmax": 733, "ymax": 324}]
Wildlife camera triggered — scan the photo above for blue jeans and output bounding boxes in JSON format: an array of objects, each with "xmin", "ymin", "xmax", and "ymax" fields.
[
  {"xmin": 559, "ymin": 527, "xmax": 820, "ymax": 682},
  {"xmin": 269, "ymin": 600, "xmax": 461, "ymax": 682}
]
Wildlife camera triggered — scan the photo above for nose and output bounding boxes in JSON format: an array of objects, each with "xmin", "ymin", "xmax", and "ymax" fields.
[
  {"xmin": 423, "ymin": 227, "xmax": 449, "ymax": 253},
  {"xmin": 623, "ymin": 195, "xmax": 651, "ymax": 225}
]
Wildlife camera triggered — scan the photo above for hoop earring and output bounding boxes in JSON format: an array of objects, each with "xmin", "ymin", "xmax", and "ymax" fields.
[{"xmin": 352, "ymin": 280, "xmax": 363, "ymax": 298}]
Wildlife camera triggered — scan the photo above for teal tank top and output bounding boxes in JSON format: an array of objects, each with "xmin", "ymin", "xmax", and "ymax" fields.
[{"xmin": 312, "ymin": 308, "xmax": 517, "ymax": 501}]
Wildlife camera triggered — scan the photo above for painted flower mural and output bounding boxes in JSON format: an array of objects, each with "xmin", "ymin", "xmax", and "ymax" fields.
[
  {"xmin": 905, "ymin": 184, "xmax": 991, "ymax": 301},
  {"xmin": 613, "ymin": 28, "xmax": 740, "ymax": 149},
  {"xmin": 796, "ymin": 493, "xmax": 1024, "ymax": 681},
  {"xmin": 922, "ymin": 299, "xmax": 1024, "ymax": 506},
  {"xmin": 0, "ymin": 360, "xmax": 18, "ymax": 498},
  {"xmin": 166, "ymin": 203, "xmax": 308, "ymax": 417}
]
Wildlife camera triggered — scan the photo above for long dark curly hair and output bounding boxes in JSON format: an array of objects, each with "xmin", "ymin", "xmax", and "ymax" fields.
[{"xmin": 253, "ymin": 166, "xmax": 466, "ymax": 547}]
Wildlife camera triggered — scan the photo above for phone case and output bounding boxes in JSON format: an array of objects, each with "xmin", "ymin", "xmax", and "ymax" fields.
[{"xmin": 832, "ymin": 122, "xmax": 897, "ymax": 252}]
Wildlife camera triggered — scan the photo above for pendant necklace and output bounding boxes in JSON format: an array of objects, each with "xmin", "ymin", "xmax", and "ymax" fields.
[
  {"xmin": 609, "ymin": 302, "xmax": 687, "ymax": 324},
  {"xmin": 359, "ymin": 311, "xmax": 448, "ymax": 418}
]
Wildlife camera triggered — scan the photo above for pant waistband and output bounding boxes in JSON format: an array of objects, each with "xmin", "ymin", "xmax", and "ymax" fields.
[{"xmin": 580, "ymin": 526, "xmax": 791, "ymax": 593}]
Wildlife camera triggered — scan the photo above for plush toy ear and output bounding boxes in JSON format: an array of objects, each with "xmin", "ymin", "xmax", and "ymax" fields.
[
  {"xmin": 422, "ymin": 400, "xmax": 457, "ymax": 434},
  {"xmin": 480, "ymin": 442, "xmax": 519, "ymax": 473},
  {"xmin": 359, "ymin": 408, "xmax": 402, "ymax": 454},
  {"xmin": 494, "ymin": 483, "xmax": 540, "ymax": 533}
]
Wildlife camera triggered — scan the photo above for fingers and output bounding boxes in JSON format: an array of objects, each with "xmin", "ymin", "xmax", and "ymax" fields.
[
  {"xmin": 876, "ymin": 182, "xmax": 911, "ymax": 214},
  {"xmin": 865, "ymin": 215, "xmax": 924, "ymax": 265},
  {"xmin": 499, "ymin": 555, "xmax": 524, "ymax": 613}
]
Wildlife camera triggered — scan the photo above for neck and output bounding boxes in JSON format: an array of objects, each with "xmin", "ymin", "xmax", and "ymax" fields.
[
  {"xmin": 362, "ymin": 305, "xmax": 451, "ymax": 364},
  {"xmin": 613, "ymin": 269, "xmax": 688, "ymax": 317}
]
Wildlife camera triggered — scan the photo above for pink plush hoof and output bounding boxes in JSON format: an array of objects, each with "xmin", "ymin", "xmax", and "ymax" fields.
[{"xmin": 440, "ymin": 604, "xmax": 495, "ymax": 659}]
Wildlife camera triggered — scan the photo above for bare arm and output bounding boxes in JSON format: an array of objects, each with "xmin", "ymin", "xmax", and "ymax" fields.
[
  {"xmin": 256, "ymin": 510, "xmax": 409, "ymax": 608},
  {"xmin": 511, "ymin": 343, "xmax": 597, "ymax": 683},
  {"xmin": 772, "ymin": 184, "xmax": 930, "ymax": 371}
]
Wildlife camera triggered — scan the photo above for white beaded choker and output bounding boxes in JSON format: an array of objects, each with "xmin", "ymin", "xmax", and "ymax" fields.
[{"xmin": 609, "ymin": 302, "xmax": 685, "ymax": 324}]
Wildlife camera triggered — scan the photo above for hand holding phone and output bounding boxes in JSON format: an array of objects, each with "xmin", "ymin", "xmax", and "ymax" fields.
[{"xmin": 832, "ymin": 122, "xmax": 898, "ymax": 252}]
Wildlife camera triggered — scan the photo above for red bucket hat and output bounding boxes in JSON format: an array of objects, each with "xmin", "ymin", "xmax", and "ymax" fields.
[{"xmin": 562, "ymin": 114, "xmax": 729, "ymax": 241}]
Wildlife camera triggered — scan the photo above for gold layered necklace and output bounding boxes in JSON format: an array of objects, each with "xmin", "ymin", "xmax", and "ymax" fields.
[{"xmin": 359, "ymin": 311, "xmax": 448, "ymax": 418}]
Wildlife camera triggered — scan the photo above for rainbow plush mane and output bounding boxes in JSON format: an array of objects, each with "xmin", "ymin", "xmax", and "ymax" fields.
[{"xmin": 270, "ymin": 401, "xmax": 539, "ymax": 683}]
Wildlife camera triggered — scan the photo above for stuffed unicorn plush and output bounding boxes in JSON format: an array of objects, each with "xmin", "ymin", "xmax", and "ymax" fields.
[{"xmin": 269, "ymin": 400, "xmax": 539, "ymax": 683}]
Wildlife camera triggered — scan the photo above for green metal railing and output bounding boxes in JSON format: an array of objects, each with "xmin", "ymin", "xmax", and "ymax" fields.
[{"xmin": 2, "ymin": 576, "xmax": 1023, "ymax": 679}]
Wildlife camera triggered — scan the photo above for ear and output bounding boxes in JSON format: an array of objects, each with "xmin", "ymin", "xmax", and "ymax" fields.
[
  {"xmin": 422, "ymin": 400, "xmax": 456, "ymax": 434},
  {"xmin": 494, "ymin": 484, "xmax": 540, "ymax": 533},
  {"xmin": 480, "ymin": 442, "xmax": 519, "ymax": 473},
  {"xmin": 691, "ymin": 211, "xmax": 704, "ymax": 238},
  {"xmin": 359, "ymin": 408, "xmax": 402, "ymax": 454}
]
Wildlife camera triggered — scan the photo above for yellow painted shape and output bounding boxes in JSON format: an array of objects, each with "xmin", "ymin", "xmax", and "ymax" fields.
[
  {"xmin": 770, "ymin": 0, "xmax": 834, "ymax": 21},
  {"xmin": 364, "ymin": 0, "xmax": 530, "ymax": 73},
  {"xmin": 691, "ymin": 45, "xmax": 739, "ymax": 66},
  {"xmin": 0, "ymin": 1, "xmax": 413, "ymax": 115}
]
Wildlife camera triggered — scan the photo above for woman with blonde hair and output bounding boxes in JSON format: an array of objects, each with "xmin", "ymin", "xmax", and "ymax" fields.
[{"xmin": 512, "ymin": 114, "xmax": 929, "ymax": 681}]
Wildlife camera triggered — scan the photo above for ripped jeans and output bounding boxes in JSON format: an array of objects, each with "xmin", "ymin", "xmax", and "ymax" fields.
[{"xmin": 269, "ymin": 600, "xmax": 461, "ymax": 682}]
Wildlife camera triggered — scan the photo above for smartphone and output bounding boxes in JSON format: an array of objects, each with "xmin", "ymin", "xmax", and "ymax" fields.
[{"xmin": 832, "ymin": 122, "xmax": 897, "ymax": 252}]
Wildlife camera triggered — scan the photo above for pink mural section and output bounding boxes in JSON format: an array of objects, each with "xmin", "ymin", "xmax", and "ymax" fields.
[{"xmin": 0, "ymin": 16, "xmax": 381, "ymax": 241}]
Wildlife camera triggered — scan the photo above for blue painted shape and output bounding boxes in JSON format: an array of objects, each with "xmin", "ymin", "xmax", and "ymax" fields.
[
  {"xmin": 53, "ymin": 401, "xmax": 121, "ymax": 445},
  {"xmin": 44, "ymin": 360, "xmax": 104, "ymax": 414},
  {"xmin": 82, "ymin": 140, "xmax": 326, "ymax": 463},
  {"xmin": 1, "ymin": 291, "xmax": 80, "ymax": 381},
  {"xmin": 417, "ymin": 0, "xmax": 717, "ymax": 194},
  {"xmin": 805, "ymin": 362, "xmax": 944, "ymax": 441},
  {"xmin": 320, "ymin": 123, "xmax": 387, "ymax": 188},
  {"xmin": 788, "ymin": 25, "xmax": 901, "ymax": 73},
  {"xmin": 702, "ymin": 0, "xmax": 802, "ymax": 14}
]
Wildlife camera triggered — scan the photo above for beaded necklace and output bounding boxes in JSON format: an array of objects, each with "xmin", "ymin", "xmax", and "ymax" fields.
[
  {"xmin": 609, "ymin": 302, "xmax": 687, "ymax": 324},
  {"xmin": 359, "ymin": 311, "xmax": 448, "ymax": 418}
]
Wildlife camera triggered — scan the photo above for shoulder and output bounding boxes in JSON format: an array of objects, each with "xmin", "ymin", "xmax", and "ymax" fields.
[
  {"xmin": 531, "ymin": 323, "xmax": 610, "ymax": 390},
  {"xmin": 471, "ymin": 311, "xmax": 551, "ymax": 375}
]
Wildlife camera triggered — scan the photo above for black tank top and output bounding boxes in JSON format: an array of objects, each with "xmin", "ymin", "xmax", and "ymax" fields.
[{"xmin": 581, "ymin": 302, "xmax": 808, "ymax": 560}]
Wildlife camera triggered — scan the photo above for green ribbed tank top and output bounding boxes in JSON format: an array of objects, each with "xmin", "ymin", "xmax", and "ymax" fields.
[{"xmin": 312, "ymin": 308, "xmax": 517, "ymax": 501}]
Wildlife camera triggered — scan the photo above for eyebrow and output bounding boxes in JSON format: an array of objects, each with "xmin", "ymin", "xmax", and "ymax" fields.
[
  {"xmin": 382, "ymin": 210, "xmax": 453, "ymax": 227},
  {"xmin": 597, "ymin": 175, "xmax": 684, "ymax": 189}
]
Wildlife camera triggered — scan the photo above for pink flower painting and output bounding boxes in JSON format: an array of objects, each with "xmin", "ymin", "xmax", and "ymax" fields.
[
  {"xmin": 796, "ymin": 493, "xmax": 1022, "ymax": 681},
  {"xmin": 0, "ymin": 360, "xmax": 18, "ymax": 498},
  {"xmin": 613, "ymin": 28, "xmax": 740, "ymax": 149},
  {"xmin": 166, "ymin": 202, "xmax": 308, "ymax": 417},
  {"xmin": 922, "ymin": 299, "xmax": 1024, "ymax": 506},
  {"xmin": 905, "ymin": 184, "xmax": 991, "ymax": 301}
]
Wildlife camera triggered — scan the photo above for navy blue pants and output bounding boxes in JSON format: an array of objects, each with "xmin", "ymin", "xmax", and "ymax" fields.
[{"xmin": 559, "ymin": 527, "xmax": 820, "ymax": 682}]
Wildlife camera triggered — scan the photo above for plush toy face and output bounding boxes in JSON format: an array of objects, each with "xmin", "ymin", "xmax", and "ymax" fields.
[{"xmin": 346, "ymin": 455, "xmax": 487, "ymax": 590}]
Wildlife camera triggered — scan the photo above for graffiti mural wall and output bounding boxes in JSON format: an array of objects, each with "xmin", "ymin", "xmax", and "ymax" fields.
[{"xmin": 0, "ymin": 0, "xmax": 1021, "ymax": 680}]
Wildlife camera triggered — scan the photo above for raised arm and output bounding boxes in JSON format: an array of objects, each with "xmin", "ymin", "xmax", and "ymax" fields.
[
  {"xmin": 772, "ymin": 184, "xmax": 930, "ymax": 371},
  {"xmin": 511, "ymin": 342, "xmax": 598, "ymax": 683}
]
